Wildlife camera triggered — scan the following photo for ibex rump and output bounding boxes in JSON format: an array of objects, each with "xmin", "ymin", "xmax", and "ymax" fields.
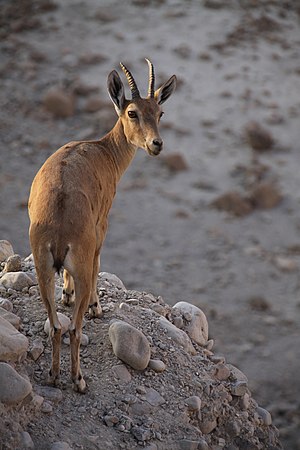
[{"xmin": 28, "ymin": 59, "xmax": 176, "ymax": 392}]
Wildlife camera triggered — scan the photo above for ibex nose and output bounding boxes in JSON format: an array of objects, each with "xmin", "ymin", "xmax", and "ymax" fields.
[{"xmin": 152, "ymin": 138, "xmax": 163, "ymax": 151}]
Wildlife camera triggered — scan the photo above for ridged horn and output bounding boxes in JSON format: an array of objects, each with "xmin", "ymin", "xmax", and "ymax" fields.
[
  {"xmin": 145, "ymin": 58, "xmax": 155, "ymax": 98},
  {"xmin": 120, "ymin": 62, "xmax": 140, "ymax": 99}
]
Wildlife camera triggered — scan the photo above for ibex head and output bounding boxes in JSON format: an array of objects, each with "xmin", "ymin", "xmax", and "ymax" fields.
[{"xmin": 107, "ymin": 58, "xmax": 177, "ymax": 156}]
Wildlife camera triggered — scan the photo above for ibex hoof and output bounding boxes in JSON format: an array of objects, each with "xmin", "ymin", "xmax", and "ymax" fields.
[
  {"xmin": 88, "ymin": 303, "xmax": 103, "ymax": 318},
  {"xmin": 62, "ymin": 289, "xmax": 75, "ymax": 306},
  {"xmin": 72, "ymin": 374, "xmax": 86, "ymax": 393},
  {"xmin": 48, "ymin": 369, "xmax": 60, "ymax": 386}
]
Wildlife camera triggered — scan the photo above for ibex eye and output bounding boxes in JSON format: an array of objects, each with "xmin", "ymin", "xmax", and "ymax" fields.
[{"xmin": 128, "ymin": 110, "xmax": 137, "ymax": 119}]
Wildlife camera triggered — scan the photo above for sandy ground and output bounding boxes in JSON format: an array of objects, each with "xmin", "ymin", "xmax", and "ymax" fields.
[{"xmin": 1, "ymin": 0, "xmax": 300, "ymax": 448}]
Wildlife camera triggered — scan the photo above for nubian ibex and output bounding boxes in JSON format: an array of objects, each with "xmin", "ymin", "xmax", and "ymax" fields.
[{"xmin": 28, "ymin": 59, "xmax": 176, "ymax": 392}]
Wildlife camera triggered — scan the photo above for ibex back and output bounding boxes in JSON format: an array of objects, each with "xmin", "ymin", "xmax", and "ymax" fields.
[{"xmin": 28, "ymin": 59, "xmax": 176, "ymax": 392}]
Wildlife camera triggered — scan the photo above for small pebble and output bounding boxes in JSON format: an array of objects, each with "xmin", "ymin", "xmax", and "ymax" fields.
[
  {"xmin": 185, "ymin": 396, "xmax": 201, "ymax": 412},
  {"xmin": 148, "ymin": 359, "xmax": 166, "ymax": 373},
  {"xmin": 41, "ymin": 401, "xmax": 53, "ymax": 414}
]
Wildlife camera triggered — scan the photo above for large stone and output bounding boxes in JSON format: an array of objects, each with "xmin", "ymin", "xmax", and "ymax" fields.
[
  {"xmin": 29, "ymin": 338, "xmax": 44, "ymax": 361},
  {"xmin": 0, "ymin": 271, "xmax": 36, "ymax": 291},
  {"xmin": 19, "ymin": 431, "xmax": 34, "ymax": 449},
  {"xmin": 158, "ymin": 317, "xmax": 196, "ymax": 355},
  {"xmin": 0, "ymin": 298, "xmax": 13, "ymax": 312},
  {"xmin": 100, "ymin": 272, "xmax": 126, "ymax": 290},
  {"xmin": 109, "ymin": 320, "xmax": 150, "ymax": 370},
  {"xmin": 0, "ymin": 362, "xmax": 32, "ymax": 405},
  {"xmin": 173, "ymin": 302, "xmax": 209, "ymax": 346},
  {"xmin": 0, "ymin": 306, "xmax": 21, "ymax": 329},
  {"xmin": 3, "ymin": 254, "xmax": 22, "ymax": 272},
  {"xmin": 44, "ymin": 312, "xmax": 71, "ymax": 336},
  {"xmin": 35, "ymin": 385, "xmax": 63, "ymax": 403},
  {"xmin": 0, "ymin": 240, "xmax": 14, "ymax": 262},
  {"xmin": 0, "ymin": 316, "xmax": 29, "ymax": 361}
]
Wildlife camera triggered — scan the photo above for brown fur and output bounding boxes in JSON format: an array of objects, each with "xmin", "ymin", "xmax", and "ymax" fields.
[{"xmin": 28, "ymin": 63, "xmax": 176, "ymax": 392}]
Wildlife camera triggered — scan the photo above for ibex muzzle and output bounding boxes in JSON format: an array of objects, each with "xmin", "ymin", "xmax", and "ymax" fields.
[{"xmin": 28, "ymin": 59, "xmax": 176, "ymax": 393}]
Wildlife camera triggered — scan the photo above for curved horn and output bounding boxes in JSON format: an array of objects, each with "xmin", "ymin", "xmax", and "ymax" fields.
[
  {"xmin": 120, "ymin": 62, "xmax": 140, "ymax": 99},
  {"xmin": 145, "ymin": 58, "xmax": 155, "ymax": 98}
]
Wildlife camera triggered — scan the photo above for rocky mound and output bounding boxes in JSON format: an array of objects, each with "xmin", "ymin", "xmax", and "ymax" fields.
[{"xmin": 0, "ymin": 241, "xmax": 282, "ymax": 450}]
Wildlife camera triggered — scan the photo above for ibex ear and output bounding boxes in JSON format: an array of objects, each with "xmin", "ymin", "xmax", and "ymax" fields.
[
  {"xmin": 107, "ymin": 70, "xmax": 126, "ymax": 116},
  {"xmin": 155, "ymin": 75, "xmax": 177, "ymax": 105}
]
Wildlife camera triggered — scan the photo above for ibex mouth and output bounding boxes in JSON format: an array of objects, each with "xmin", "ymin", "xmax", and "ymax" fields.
[{"xmin": 146, "ymin": 146, "xmax": 161, "ymax": 157}]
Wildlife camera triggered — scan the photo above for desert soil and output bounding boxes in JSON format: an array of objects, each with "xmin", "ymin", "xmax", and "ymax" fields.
[{"xmin": 0, "ymin": 0, "xmax": 300, "ymax": 449}]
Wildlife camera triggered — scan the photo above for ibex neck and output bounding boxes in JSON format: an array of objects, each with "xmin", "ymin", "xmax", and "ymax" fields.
[{"xmin": 104, "ymin": 119, "xmax": 137, "ymax": 182}]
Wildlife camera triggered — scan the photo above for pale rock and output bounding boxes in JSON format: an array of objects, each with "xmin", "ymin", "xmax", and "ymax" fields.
[
  {"xmin": 44, "ymin": 312, "xmax": 70, "ymax": 336},
  {"xmin": 0, "ymin": 272, "xmax": 36, "ymax": 291},
  {"xmin": 199, "ymin": 417, "xmax": 217, "ymax": 434},
  {"xmin": 80, "ymin": 333, "xmax": 89, "ymax": 346},
  {"xmin": 100, "ymin": 272, "xmax": 126, "ymax": 290},
  {"xmin": 240, "ymin": 392, "xmax": 251, "ymax": 410},
  {"xmin": 29, "ymin": 338, "xmax": 44, "ymax": 361},
  {"xmin": 143, "ymin": 387, "xmax": 165, "ymax": 407},
  {"xmin": 31, "ymin": 393, "xmax": 44, "ymax": 409},
  {"xmin": 19, "ymin": 431, "xmax": 34, "ymax": 449},
  {"xmin": 0, "ymin": 362, "xmax": 32, "ymax": 405},
  {"xmin": 185, "ymin": 395, "xmax": 202, "ymax": 412},
  {"xmin": 230, "ymin": 381, "xmax": 248, "ymax": 397},
  {"xmin": 148, "ymin": 359, "xmax": 166, "ymax": 373},
  {"xmin": 0, "ymin": 298, "xmax": 13, "ymax": 312},
  {"xmin": 3, "ymin": 254, "xmax": 22, "ymax": 272},
  {"xmin": 109, "ymin": 320, "xmax": 150, "ymax": 370},
  {"xmin": 227, "ymin": 364, "xmax": 248, "ymax": 383},
  {"xmin": 112, "ymin": 364, "xmax": 132, "ymax": 383},
  {"xmin": 257, "ymin": 406, "xmax": 272, "ymax": 425},
  {"xmin": 173, "ymin": 302, "xmax": 209, "ymax": 346},
  {"xmin": 150, "ymin": 304, "xmax": 167, "ymax": 316},
  {"xmin": 0, "ymin": 306, "xmax": 20, "ymax": 329},
  {"xmin": 0, "ymin": 316, "xmax": 29, "ymax": 361},
  {"xmin": 158, "ymin": 317, "xmax": 196, "ymax": 355},
  {"xmin": 35, "ymin": 385, "xmax": 63, "ymax": 403},
  {"xmin": 41, "ymin": 401, "xmax": 53, "ymax": 414},
  {"xmin": 214, "ymin": 363, "xmax": 231, "ymax": 381},
  {"xmin": 0, "ymin": 240, "xmax": 14, "ymax": 262}
]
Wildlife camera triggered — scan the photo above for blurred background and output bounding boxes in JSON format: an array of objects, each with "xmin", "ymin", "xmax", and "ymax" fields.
[{"xmin": 1, "ymin": 0, "xmax": 300, "ymax": 447}]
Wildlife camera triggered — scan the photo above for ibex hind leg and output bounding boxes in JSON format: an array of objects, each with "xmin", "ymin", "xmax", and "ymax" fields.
[
  {"xmin": 35, "ymin": 260, "xmax": 62, "ymax": 386},
  {"xmin": 88, "ymin": 251, "xmax": 102, "ymax": 318},
  {"xmin": 69, "ymin": 272, "xmax": 92, "ymax": 393}
]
